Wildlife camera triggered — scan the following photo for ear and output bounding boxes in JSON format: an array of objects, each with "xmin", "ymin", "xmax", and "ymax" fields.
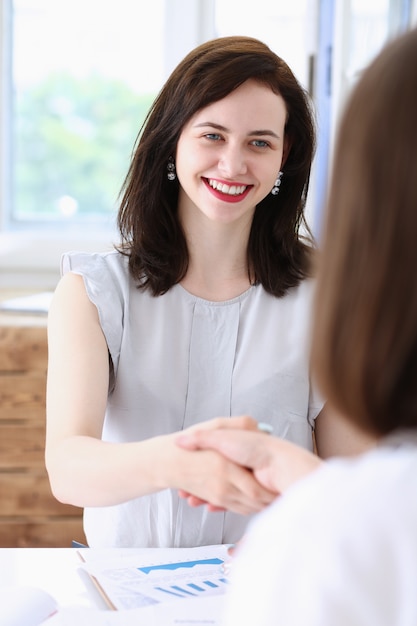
[{"xmin": 281, "ymin": 136, "xmax": 291, "ymax": 168}]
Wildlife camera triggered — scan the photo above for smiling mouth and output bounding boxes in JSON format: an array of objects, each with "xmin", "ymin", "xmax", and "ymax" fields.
[{"xmin": 206, "ymin": 178, "xmax": 250, "ymax": 196}]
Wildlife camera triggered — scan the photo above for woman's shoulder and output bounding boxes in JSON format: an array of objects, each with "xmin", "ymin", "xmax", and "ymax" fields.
[
  {"xmin": 60, "ymin": 250, "xmax": 134, "ymax": 309},
  {"xmin": 61, "ymin": 249, "xmax": 128, "ymax": 277}
]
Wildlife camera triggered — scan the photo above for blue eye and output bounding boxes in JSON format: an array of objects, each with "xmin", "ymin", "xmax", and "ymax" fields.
[
  {"xmin": 205, "ymin": 133, "xmax": 222, "ymax": 141},
  {"xmin": 251, "ymin": 139, "xmax": 269, "ymax": 148}
]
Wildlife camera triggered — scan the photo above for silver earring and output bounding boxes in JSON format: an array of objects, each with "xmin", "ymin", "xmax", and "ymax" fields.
[
  {"xmin": 271, "ymin": 171, "xmax": 283, "ymax": 195},
  {"xmin": 167, "ymin": 156, "xmax": 176, "ymax": 181}
]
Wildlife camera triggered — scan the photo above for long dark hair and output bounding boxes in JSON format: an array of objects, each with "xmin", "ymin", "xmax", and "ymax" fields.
[{"xmin": 117, "ymin": 36, "xmax": 316, "ymax": 297}]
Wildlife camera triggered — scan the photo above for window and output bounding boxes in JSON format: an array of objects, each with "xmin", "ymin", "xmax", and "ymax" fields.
[
  {"xmin": 6, "ymin": 0, "xmax": 165, "ymax": 230},
  {"xmin": 0, "ymin": 0, "xmax": 214, "ymax": 288},
  {"xmin": 215, "ymin": 0, "xmax": 313, "ymax": 88}
]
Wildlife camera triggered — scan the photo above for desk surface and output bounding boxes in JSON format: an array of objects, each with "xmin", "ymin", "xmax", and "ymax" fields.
[
  {"xmin": 0, "ymin": 290, "xmax": 50, "ymax": 326},
  {"xmin": 0, "ymin": 547, "xmax": 227, "ymax": 625},
  {"xmin": 0, "ymin": 548, "xmax": 106, "ymax": 610}
]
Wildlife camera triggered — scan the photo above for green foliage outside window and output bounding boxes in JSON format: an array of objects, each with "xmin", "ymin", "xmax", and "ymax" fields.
[{"xmin": 14, "ymin": 72, "xmax": 154, "ymax": 223}]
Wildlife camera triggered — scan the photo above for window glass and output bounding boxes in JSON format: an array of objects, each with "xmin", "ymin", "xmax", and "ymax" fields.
[
  {"xmin": 10, "ymin": 0, "xmax": 165, "ymax": 229},
  {"xmin": 347, "ymin": 0, "xmax": 391, "ymax": 81},
  {"xmin": 215, "ymin": 0, "xmax": 311, "ymax": 87}
]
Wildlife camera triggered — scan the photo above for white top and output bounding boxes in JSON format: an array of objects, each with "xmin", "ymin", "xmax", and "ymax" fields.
[
  {"xmin": 62, "ymin": 250, "xmax": 323, "ymax": 548},
  {"xmin": 223, "ymin": 433, "xmax": 417, "ymax": 626}
]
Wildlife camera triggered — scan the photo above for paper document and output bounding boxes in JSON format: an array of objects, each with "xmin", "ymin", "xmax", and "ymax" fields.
[{"xmin": 79, "ymin": 545, "xmax": 230, "ymax": 611}]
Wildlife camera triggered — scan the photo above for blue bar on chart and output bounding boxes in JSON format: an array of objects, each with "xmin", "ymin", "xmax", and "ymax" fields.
[{"xmin": 154, "ymin": 577, "xmax": 229, "ymax": 598}]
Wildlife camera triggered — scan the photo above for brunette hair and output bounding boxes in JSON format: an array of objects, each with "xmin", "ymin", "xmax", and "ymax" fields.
[
  {"xmin": 117, "ymin": 36, "xmax": 316, "ymax": 296},
  {"xmin": 312, "ymin": 28, "xmax": 417, "ymax": 436}
]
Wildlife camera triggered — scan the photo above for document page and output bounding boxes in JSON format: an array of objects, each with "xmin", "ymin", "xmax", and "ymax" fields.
[{"xmin": 79, "ymin": 544, "xmax": 231, "ymax": 611}]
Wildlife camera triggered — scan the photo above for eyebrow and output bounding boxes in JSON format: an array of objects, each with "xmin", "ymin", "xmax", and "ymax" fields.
[{"xmin": 193, "ymin": 122, "xmax": 280, "ymax": 140}]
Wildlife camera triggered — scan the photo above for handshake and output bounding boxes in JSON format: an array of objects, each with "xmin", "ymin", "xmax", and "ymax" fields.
[{"xmin": 174, "ymin": 416, "xmax": 322, "ymax": 516}]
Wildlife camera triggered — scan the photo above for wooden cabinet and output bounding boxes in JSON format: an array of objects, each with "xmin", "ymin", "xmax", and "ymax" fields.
[{"xmin": 0, "ymin": 311, "xmax": 86, "ymax": 547}]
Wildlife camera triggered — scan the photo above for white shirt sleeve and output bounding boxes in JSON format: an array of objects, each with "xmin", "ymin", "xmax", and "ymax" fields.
[{"xmin": 222, "ymin": 452, "xmax": 417, "ymax": 626}]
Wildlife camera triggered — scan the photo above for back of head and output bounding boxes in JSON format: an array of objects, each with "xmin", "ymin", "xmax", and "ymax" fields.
[{"xmin": 312, "ymin": 28, "xmax": 417, "ymax": 436}]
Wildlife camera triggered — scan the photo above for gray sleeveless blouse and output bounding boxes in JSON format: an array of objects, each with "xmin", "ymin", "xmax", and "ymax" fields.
[{"xmin": 62, "ymin": 250, "xmax": 323, "ymax": 547}]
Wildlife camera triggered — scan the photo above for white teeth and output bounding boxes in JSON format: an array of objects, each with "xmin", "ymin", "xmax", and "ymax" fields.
[{"xmin": 208, "ymin": 179, "xmax": 247, "ymax": 196}]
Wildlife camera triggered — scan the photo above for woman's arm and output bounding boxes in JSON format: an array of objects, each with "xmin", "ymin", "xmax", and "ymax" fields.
[{"xmin": 45, "ymin": 273, "xmax": 275, "ymax": 513}]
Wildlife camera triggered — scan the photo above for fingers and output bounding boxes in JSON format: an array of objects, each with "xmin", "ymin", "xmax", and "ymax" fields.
[
  {"xmin": 179, "ymin": 416, "xmax": 259, "ymax": 449},
  {"xmin": 171, "ymin": 429, "xmax": 277, "ymax": 515},
  {"xmin": 178, "ymin": 489, "xmax": 225, "ymax": 511},
  {"xmin": 176, "ymin": 429, "xmax": 285, "ymax": 494},
  {"xmin": 202, "ymin": 484, "xmax": 271, "ymax": 515},
  {"xmin": 175, "ymin": 447, "xmax": 276, "ymax": 515},
  {"xmin": 177, "ymin": 428, "xmax": 267, "ymax": 470},
  {"xmin": 190, "ymin": 458, "xmax": 276, "ymax": 515},
  {"xmin": 210, "ymin": 415, "xmax": 259, "ymax": 431},
  {"xmin": 178, "ymin": 489, "xmax": 207, "ymax": 507}
]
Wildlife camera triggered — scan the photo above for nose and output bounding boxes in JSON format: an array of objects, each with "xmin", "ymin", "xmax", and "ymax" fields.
[{"xmin": 218, "ymin": 143, "xmax": 247, "ymax": 179}]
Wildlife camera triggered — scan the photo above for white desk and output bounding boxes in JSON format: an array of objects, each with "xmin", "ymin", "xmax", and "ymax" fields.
[
  {"xmin": 0, "ymin": 547, "xmax": 226, "ymax": 625},
  {"xmin": 0, "ymin": 548, "xmax": 106, "ymax": 610}
]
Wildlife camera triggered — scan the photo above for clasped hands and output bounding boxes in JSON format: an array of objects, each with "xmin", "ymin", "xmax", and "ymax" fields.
[{"xmin": 174, "ymin": 416, "xmax": 322, "ymax": 516}]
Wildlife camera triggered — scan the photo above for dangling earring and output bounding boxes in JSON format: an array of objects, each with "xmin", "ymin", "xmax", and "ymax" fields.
[
  {"xmin": 167, "ymin": 156, "xmax": 176, "ymax": 181},
  {"xmin": 271, "ymin": 171, "xmax": 283, "ymax": 195}
]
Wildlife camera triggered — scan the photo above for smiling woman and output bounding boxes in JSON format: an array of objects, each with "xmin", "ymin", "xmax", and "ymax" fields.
[
  {"xmin": 116, "ymin": 36, "xmax": 315, "ymax": 298},
  {"xmin": 43, "ymin": 35, "xmax": 353, "ymax": 550},
  {"xmin": 175, "ymin": 80, "xmax": 288, "ymax": 228}
]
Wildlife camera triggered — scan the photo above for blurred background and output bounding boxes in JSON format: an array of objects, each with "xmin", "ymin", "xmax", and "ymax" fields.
[
  {"xmin": 1, "ymin": 0, "xmax": 416, "ymax": 291},
  {"xmin": 0, "ymin": 0, "xmax": 416, "ymax": 549}
]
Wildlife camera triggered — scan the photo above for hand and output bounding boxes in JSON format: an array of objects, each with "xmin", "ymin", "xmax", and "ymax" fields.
[
  {"xmin": 167, "ymin": 444, "xmax": 276, "ymax": 515},
  {"xmin": 176, "ymin": 423, "xmax": 323, "ymax": 496},
  {"xmin": 164, "ymin": 417, "xmax": 276, "ymax": 514}
]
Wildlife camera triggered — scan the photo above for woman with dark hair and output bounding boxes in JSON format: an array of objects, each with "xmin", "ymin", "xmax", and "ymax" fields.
[
  {"xmin": 180, "ymin": 28, "xmax": 417, "ymax": 625},
  {"xmin": 117, "ymin": 36, "xmax": 315, "ymax": 297},
  {"xmin": 46, "ymin": 36, "xmax": 363, "ymax": 549}
]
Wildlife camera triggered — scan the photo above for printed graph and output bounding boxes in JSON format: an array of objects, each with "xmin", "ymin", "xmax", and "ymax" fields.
[{"xmin": 139, "ymin": 557, "xmax": 228, "ymax": 601}]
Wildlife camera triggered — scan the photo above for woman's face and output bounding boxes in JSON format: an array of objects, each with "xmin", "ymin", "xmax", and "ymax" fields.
[{"xmin": 175, "ymin": 79, "xmax": 288, "ymax": 229}]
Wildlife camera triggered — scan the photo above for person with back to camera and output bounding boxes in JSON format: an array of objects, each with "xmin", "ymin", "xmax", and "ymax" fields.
[
  {"xmin": 177, "ymin": 27, "xmax": 417, "ymax": 625},
  {"xmin": 45, "ymin": 36, "xmax": 370, "ymax": 549}
]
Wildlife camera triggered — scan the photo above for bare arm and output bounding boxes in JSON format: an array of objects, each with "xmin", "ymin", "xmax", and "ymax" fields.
[{"xmin": 45, "ymin": 273, "xmax": 274, "ymax": 513}]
